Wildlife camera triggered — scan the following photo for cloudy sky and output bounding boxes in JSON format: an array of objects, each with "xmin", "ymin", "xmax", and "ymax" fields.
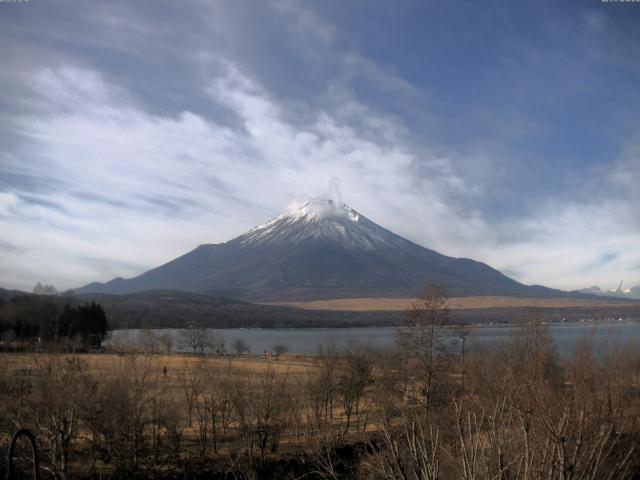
[{"xmin": 1, "ymin": 0, "xmax": 639, "ymax": 293}]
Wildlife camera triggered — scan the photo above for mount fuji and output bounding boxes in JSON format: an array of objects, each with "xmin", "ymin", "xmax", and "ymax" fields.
[{"xmin": 76, "ymin": 198, "xmax": 567, "ymax": 301}]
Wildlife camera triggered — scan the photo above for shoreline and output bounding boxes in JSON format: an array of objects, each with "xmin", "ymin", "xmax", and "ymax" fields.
[{"xmin": 108, "ymin": 318, "xmax": 640, "ymax": 332}]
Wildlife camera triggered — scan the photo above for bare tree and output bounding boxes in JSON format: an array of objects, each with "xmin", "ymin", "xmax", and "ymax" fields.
[
  {"xmin": 179, "ymin": 360, "xmax": 204, "ymax": 427},
  {"xmin": 29, "ymin": 355, "xmax": 94, "ymax": 479},
  {"xmin": 363, "ymin": 407, "xmax": 441, "ymax": 480},
  {"xmin": 452, "ymin": 323, "xmax": 472, "ymax": 397},
  {"xmin": 85, "ymin": 354, "xmax": 161, "ymax": 474},
  {"xmin": 179, "ymin": 326, "xmax": 212, "ymax": 354},
  {"xmin": 310, "ymin": 342, "xmax": 340, "ymax": 429},
  {"xmin": 158, "ymin": 333, "xmax": 173, "ymax": 355},
  {"xmin": 231, "ymin": 368, "xmax": 290, "ymax": 466},
  {"xmin": 271, "ymin": 343, "xmax": 288, "ymax": 357},
  {"xmin": 337, "ymin": 340, "xmax": 373, "ymax": 433},
  {"xmin": 395, "ymin": 283, "xmax": 450, "ymax": 409},
  {"xmin": 232, "ymin": 338, "xmax": 251, "ymax": 357},
  {"xmin": 139, "ymin": 329, "xmax": 160, "ymax": 355},
  {"xmin": 212, "ymin": 331, "xmax": 227, "ymax": 355},
  {"xmin": 371, "ymin": 346, "xmax": 410, "ymax": 425},
  {"xmin": 199, "ymin": 363, "xmax": 229, "ymax": 454}
]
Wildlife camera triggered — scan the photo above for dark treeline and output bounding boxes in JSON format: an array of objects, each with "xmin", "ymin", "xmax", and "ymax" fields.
[
  {"xmin": 77, "ymin": 290, "xmax": 406, "ymax": 329},
  {"xmin": 3, "ymin": 287, "xmax": 639, "ymax": 331},
  {"xmin": 76, "ymin": 289, "xmax": 640, "ymax": 329},
  {"xmin": 0, "ymin": 293, "xmax": 108, "ymax": 348}
]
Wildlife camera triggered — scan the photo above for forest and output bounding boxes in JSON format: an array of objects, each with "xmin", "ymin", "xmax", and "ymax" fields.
[{"xmin": 0, "ymin": 292, "xmax": 109, "ymax": 349}]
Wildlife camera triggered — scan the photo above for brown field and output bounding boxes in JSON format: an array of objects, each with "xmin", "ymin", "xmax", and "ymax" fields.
[
  {"xmin": 268, "ymin": 295, "xmax": 639, "ymax": 311},
  {"xmin": 0, "ymin": 350, "xmax": 333, "ymax": 479},
  {"xmin": 0, "ymin": 351, "xmax": 317, "ymax": 381},
  {"xmin": 2, "ymin": 326, "xmax": 639, "ymax": 479}
]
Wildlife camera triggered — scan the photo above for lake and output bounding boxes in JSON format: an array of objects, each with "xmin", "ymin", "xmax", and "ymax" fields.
[{"xmin": 106, "ymin": 321, "xmax": 640, "ymax": 356}]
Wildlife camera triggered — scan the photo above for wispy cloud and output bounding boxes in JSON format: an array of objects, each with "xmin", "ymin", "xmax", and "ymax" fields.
[
  {"xmin": 1, "ymin": 61, "xmax": 476, "ymax": 289},
  {"xmin": 0, "ymin": 1, "xmax": 639, "ymax": 292}
]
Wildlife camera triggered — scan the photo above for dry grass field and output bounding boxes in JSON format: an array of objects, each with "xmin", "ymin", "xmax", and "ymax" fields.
[
  {"xmin": 2, "ymin": 319, "xmax": 640, "ymax": 480},
  {"xmin": 0, "ymin": 350, "xmax": 330, "ymax": 478},
  {"xmin": 0, "ymin": 351, "xmax": 317, "ymax": 383},
  {"xmin": 269, "ymin": 295, "xmax": 639, "ymax": 311}
]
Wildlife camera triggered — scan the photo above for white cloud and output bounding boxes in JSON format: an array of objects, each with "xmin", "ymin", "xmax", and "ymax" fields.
[
  {"xmin": 612, "ymin": 134, "xmax": 640, "ymax": 205},
  {"xmin": 0, "ymin": 62, "xmax": 486, "ymax": 290},
  {"xmin": 1, "ymin": 58, "xmax": 639, "ymax": 293},
  {"xmin": 0, "ymin": 192, "xmax": 20, "ymax": 217},
  {"xmin": 270, "ymin": 0, "xmax": 335, "ymax": 46},
  {"xmin": 476, "ymin": 200, "xmax": 640, "ymax": 290}
]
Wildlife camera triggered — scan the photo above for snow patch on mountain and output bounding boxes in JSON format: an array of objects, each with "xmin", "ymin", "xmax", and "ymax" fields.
[
  {"xmin": 286, "ymin": 198, "xmax": 360, "ymax": 222},
  {"xmin": 238, "ymin": 198, "xmax": 408, "ymax": 251}
]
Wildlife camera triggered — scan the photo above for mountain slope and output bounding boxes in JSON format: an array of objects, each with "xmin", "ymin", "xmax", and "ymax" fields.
[{"xmin": 75, "ymin": 198, "xmax": 570, "ymax": 301}]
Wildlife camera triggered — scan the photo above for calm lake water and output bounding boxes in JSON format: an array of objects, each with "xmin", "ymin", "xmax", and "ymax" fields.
[{"xmin": 107, "ymin": 321, "xmax": 640, "ymax": 357}]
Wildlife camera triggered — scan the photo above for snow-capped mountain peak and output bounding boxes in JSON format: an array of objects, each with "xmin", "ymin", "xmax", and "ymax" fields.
[
  {"xmin": 286, "ymin": 198, "xmax": 360, "ymax": 223},
  {"xmin": 74, "ymin": 197, "xmax": 544, "ymax": 301},
  {"xmin": 238, "ymin": 198, "xmax": 396, "ymax": 250}
]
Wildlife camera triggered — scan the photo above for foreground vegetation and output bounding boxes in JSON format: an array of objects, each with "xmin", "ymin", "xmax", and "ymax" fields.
[{"xmin": 1, "ymin": 287, "xmax": 639, "ymax": 479}]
